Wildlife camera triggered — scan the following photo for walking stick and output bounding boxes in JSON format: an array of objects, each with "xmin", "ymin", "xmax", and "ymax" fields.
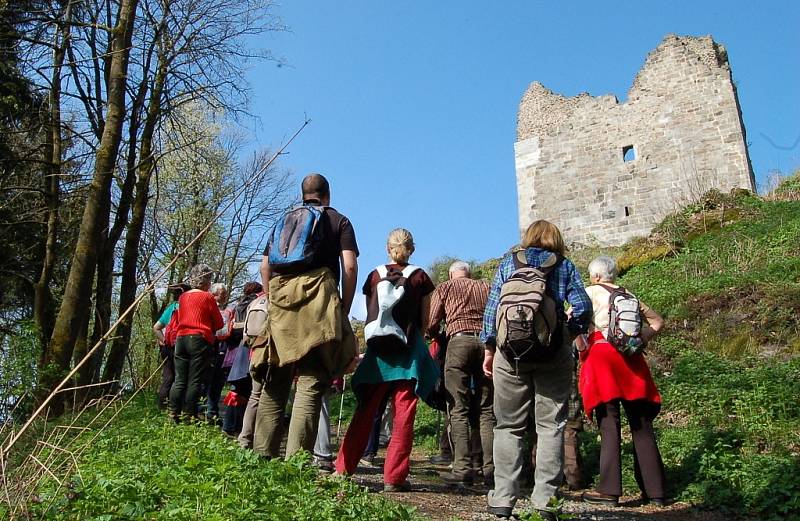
[
  {"xmin": 435, "ymin": 408, "xmax": 442, "ymax": 445},
  {"xmin": 336, "ymin": 375, "xmax": 346, "ymax": 440}
]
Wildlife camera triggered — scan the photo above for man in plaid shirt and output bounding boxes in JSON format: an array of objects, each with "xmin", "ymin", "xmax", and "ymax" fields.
[
  {"xmin": 429, "ymin": 260, "xmax": 495, "ymax": 487},
  {"xmin": 479, "ymin": 220, "xmax": 591, "ymax": 521}
]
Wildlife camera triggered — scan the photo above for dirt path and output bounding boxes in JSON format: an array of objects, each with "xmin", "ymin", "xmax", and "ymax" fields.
[{"xmin": 343, "ymin": 450, "xmax": 731, "ymax": 521}]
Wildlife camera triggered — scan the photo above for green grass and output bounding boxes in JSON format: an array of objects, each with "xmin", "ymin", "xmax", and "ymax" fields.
[
  {"xmin": 652, "ymin": 350, "xmax": 800, "ymax": 518},
  {"xmin": 19, "ymin": 395, "xmax": 420, "ymax": 521},
  {"xmin": 606, "ymin": 192, "xmax": 800, "ymax": 519},
  {"xmin": 619, "ymin": 196, "xmax": 800, "ymax": 321}
]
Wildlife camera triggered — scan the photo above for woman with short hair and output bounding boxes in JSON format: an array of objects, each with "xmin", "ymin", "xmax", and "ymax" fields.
[
  {"xmin": 481, "ymin": 220, "xmax": 592, "ymax": 521},
  {"xmin": 580, "ymin": 255, "xmax": 666, "ymax": 507},
  {"xmin": 335, "ymin": 228, "xmax": 440, "ymax": 492},
  {"xmin": 168, "ymin": 264, "xmax": 224, "ymax": 423}
]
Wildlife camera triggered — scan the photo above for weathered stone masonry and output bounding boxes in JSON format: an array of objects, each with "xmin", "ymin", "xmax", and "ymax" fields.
[{"xmin": 514, "ymin": 34, "xmax": 755, "ymax": 246}]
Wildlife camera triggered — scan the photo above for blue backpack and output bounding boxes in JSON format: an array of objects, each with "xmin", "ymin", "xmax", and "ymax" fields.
[{"xmin": 267, "ymin": 205, "xmax": 324, "ymax": 270}]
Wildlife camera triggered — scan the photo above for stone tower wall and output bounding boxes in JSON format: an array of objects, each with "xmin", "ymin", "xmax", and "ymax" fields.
[{"xmin": 515, "ymin": 35, "xmax": 755, "ymax": 247}]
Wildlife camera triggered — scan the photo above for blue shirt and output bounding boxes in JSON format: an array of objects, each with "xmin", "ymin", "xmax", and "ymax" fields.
[
  {"xmin": 480, "ymin": 247, "xmax": 592, "ymax": 346},
  {"xmin": 157, "ymin": 302, "xmax": 178, "ymax": 327}
]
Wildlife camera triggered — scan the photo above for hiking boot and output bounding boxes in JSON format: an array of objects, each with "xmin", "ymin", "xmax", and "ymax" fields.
[
  {"xmin": 582, "ymin": 490, "xmax": 619, "ymax": 506},
  {"xmin": 360, "ymin": 454, "xmax": 377, "ymax": 467},
  {"xmin": 564, "ymin": 477, "xmax": 585, "ymax": 491},
  {"xmin": 429, "ymin": 453, "xmax": 452, "ymax": 465},
  {"xmin": 487, "ymin": 504, "xmax": 513, "ymax": 518},
  {"xmin": 383, "ymin": 481, "xmax": 412, "ymax": 493},
  {"xmin": 640, "ymin": 493, "xmax": 667, "ymax": 506},
  {"xmin": 440, "ymin": 471, "xmax": 473, "ymax": 487},
  {"xmin": 313, "ymin": 456, "xmax": 334, "ymax": 474},
  {"xmin": 529, "ymin": 509, "xmax": 558, "ymax": 521}
]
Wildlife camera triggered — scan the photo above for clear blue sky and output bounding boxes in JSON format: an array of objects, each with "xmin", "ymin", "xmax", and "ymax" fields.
[{"xmin": 244, "ymin": 1, "xmax": 799, "ymax": 317}]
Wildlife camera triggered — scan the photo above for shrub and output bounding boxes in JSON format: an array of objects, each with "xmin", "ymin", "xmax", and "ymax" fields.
[{"xmin": 766, "ymin": 170, "xmax": 800, "ymax": 202}]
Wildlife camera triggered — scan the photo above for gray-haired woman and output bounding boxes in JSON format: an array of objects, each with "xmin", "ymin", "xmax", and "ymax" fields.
[
  {"xmin": 579, "ymin": 256, "xmax": 666, "ymax": 507},
  {"xmin": 168, "ymin": 264, "xmax": 224, "ymax": 422}
]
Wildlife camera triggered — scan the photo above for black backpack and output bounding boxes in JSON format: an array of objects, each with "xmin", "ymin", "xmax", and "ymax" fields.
[
  {"xmin": 228, "ymin": 293, "xmax": 257, "ymax": 346},
  {"xmin": 496, "ymin": 250, "xmax": 562, "ymax": 365}
]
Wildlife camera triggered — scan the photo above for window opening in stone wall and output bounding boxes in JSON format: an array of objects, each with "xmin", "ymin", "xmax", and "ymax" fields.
[
  {"xmin": 622, "ymin": 145, "xmax": 636, "ymax": 162},
  {"xmin": 624, "ymin": 206, "xmax": 631, "ymax": 217}
]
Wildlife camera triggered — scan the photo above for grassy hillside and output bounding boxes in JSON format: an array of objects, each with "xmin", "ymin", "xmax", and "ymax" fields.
[
  {"xmin": 570, "ymin": 185, "xmax": 800, "ymax": 519},
  {"xmin": 12, "ymin": 396, "xmax": 419, "ymax": 521}
]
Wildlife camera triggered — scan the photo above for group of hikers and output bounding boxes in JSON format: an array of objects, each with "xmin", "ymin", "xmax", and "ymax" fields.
[{"xmin": 154, "ymin": 173, "xmax": 667, "ymax": 520}]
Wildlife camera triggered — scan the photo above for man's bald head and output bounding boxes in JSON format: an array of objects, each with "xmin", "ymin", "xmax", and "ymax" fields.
[{"xmin": 301, "ymin": 173, "xmax": 330, "ymax": 204}]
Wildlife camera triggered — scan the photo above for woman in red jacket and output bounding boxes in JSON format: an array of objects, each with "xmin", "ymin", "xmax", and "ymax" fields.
[
  {"xmin": 168, "ymin": 264, "xmax": 224, "ymax": 423},
  {"xmin": 579, "ymin": 256, "xmax": 666, "ymax": 507}
]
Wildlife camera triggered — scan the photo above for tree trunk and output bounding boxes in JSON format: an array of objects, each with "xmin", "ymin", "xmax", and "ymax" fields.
[
  {"xmin": 34, "ymin": 5, "xmax": 70, "ymax": 358},
  {"xmin": 69, "ymin": 307, "xmax": 91, "ymax": 391},
  {"xmin": 79, "ymin": 67, "xmax": 147, "ymax": 389},
  {"xmin": 103, "ymin": 54, "xmax": 167, "ymax": 386},
  {"xmin": 40, "ymin": 0, "xmax": 139, "ymax": 406}
]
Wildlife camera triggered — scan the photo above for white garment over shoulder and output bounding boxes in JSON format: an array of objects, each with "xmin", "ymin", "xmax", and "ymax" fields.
[{"xmin": 364, "ymin": 264, "xmax": 420, "ymax": 344}]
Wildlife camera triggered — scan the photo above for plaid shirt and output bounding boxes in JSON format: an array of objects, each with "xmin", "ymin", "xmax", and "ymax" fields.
[
  {"xmin": 480, "ymin": 247, "xmax": 592, "ymax": 347},
  {"xmin": 428, "ymin": 277, "xmax": 490, "ymax": 337}
]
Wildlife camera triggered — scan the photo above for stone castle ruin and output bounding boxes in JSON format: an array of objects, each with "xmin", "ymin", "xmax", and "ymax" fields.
[{"xmin": 514, "ymin": 34, "xmax": 756, "ymax": 246}]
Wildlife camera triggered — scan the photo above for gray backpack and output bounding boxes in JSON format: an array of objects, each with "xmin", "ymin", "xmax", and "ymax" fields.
[
  {"xmin": 496, "ymin": 250, "xmax": 562, "ymax": 365},
  {"xmin": 243, "ymin": 293, "xmax": 269, "ymax": 343},
  {"xmin": 599, "ymin": 284, "xmax": 644, "ymax": 356}
]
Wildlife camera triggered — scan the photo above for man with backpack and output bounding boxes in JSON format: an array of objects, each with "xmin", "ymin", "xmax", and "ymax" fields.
[
  {"xmin": 428, "ymin": 260, "xmax": 495, "ymax": 487},
  {"xmin": 254, "ymin": 173, "xmax": 359, "ymax": 459},
  {"xmin": 480, "ymin": 221, "xmax": 591, "ymax": 521}
]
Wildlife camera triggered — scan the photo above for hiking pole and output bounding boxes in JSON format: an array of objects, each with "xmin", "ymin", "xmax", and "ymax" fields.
[
  {"xmin": 336, "ymin": 375, "xmax": 346, "ymax": 440},
  {"xmin": 435, "ymin": 409, "xmax": 442, "ymax": 446}
]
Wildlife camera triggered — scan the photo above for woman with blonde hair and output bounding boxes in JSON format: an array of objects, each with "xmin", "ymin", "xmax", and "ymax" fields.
[
  {"xmin": 169, "ymin": 264, "xmax": 224, "ymax": 423},
  {"xmin": 335, "ymin": 228, "xmax": 440, "ymax": 492},
  {"xmin": 480, "ymin": 220, "xmax": 592, "ymax": 520}
]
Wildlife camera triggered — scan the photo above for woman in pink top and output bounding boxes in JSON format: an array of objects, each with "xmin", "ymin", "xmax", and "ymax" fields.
[{"xmin": 168, "ymin": 264, "xmax": 224, "ymax": 423}]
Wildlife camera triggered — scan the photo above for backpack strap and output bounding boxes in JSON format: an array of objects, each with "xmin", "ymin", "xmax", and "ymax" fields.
[
  {"xmin": 512, "ymin": 249, "xmax": 528, "ymax": 270},
  {"xmin": 513, "ymin": 249, "xmax": 561, "ymax": 274},
  {"xmin": 376, "ymin": 264, "xmax": 421, "ymax": 279},
  {"xmin": 401, "ymin": 264, "xmax": 421, "ymax": 278},
  {"xmin": 597, "ymin": 283, "xmax": 627, "ymax": 296},
  {"xmin": 538, "ymin": 253, "xmax": 561, "ymax": 274}
]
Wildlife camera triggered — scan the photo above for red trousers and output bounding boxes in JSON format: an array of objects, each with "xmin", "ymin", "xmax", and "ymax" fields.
[{"xmin": 335, "ymin": 381, "xmax": 418, "ymax": 485}]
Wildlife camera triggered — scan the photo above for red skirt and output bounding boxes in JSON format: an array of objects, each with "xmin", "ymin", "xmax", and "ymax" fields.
[{"xmin": 579, "ymin": 331, "xmax": 661, "ymax": 419}]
